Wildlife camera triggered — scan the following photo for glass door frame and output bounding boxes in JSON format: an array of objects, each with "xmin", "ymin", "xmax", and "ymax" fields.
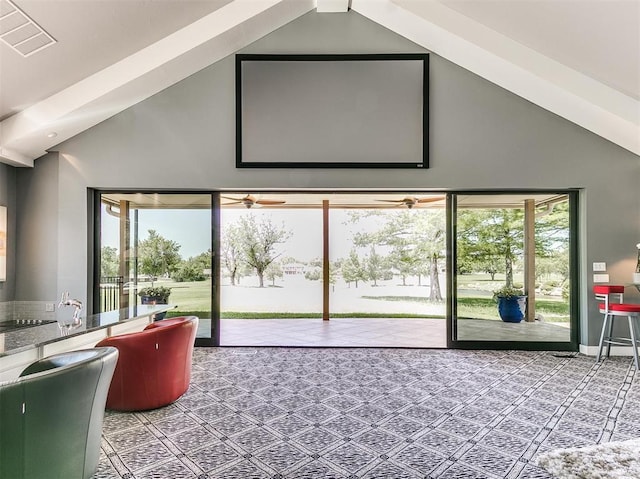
[
  {"xmin": 90, "ymin": 189, "xmax": 217, "ymax": 347},
  {"xmin": 447, "ymin": 189, "xmax": 580, "ymax": 351},
  {"xmin": 91, "ymin": 188, "xmax": 580, "ymax": 350},
  {"xmin": 216, "ymin": 190, "xmax": 449, "ymax": 347}
]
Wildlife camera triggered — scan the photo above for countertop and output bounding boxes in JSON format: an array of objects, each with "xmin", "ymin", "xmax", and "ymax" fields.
[{"xmin": 0, "ymin": 304, "xmax": 175, "ymax": 357}]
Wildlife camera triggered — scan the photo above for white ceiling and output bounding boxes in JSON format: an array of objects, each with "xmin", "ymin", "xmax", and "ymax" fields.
[
  {"xmin": 0, "ymin": 0, "xmax": 234, "ymax": 121},
  {"xmin": 438, "ymin": 0, "xmax": 639, "ymax": 100},
  {"xmin": 0, "ymin": 0, "xmax": 638, "ymax": 167}
]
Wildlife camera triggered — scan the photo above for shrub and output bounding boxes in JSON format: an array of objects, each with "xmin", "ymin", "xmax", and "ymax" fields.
[{"xmin": 492, "ymin": 285, "xmax": 525, "ymax": 301}]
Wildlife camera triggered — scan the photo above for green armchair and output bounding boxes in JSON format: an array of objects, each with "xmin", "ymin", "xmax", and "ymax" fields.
[{"xmin": 0, "ymin": 347, "xmax": 118, "ymax": 479}]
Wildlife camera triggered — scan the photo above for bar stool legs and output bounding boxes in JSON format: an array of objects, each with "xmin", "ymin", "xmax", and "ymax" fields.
[
  {"xmin": 595, "ymin": 312, "xmax": 640, "ymax": 370},
  {"xmin": 628, "ymin": 315, "xmax": 640, "ymax": 370},
  {"xmin": 596, "ymin": 312, "xmax": 611, "ymax": 363},
  {"xmin": 594, "ymin": 285, "xmax": 640, "ymax": 370}
]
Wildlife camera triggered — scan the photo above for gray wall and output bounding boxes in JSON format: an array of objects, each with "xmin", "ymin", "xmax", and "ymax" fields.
[
  {"xmin": 14, "ymin": 11, "xmax": 640, "ymax": 346},
  {"xmin": 15, "ymin": 153, "xmax": 59, "ymax": 301},
  {"xmin": 0, "ymin": 162, "xmax": 16, "ymax": 301}
]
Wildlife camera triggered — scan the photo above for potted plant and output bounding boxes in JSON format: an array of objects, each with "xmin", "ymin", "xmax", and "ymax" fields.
[
  {"xmin": 138, "ymin": 286, "xmax": 171, "ymax": 305},
  {"xmin": 493, "ymin": 285, "xmax": 527, "ymax": 323},
  {"xmin": 138, "ymin": 286, "xmax": 171, "ymax": 320}
]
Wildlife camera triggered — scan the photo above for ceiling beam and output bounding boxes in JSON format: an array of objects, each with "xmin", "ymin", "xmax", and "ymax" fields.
[
  {"xmin": 316, "ymin": 0, "xmax": 350, "ymax": 12},
  {"xmin": 0, "ymin": 0, "xmax": 314, "ymax": 167},
  {"xmin": 0, "ymin": 143, "xmax": 33, "ymax": 168},
  {"xmin": 352, "ymin": 0, "xmax": 640, "ymax": 157}
]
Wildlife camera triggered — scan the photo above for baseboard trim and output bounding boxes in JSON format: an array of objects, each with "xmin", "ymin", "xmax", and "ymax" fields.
[{"xmin": 580, "ymin": 344, "xmax": 638, "ymax": 357}]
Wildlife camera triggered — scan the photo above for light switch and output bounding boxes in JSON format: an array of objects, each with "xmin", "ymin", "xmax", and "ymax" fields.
[
  {"xmin": 593, "ymin": 273, "xmax": 610, "ymax": 283},
  {"xmin": 593, "ymin": 262, "xmax": 607, "ymax": 272}
]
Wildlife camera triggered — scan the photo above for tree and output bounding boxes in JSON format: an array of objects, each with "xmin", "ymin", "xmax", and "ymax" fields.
[
  {"xmin": 100, "ymin": 246, "xmax": 119, "ymax": 278},
  {"xmin": 552, "ymin": 248, "xmax": 570, "ymax": 284},
  {"xmin": 365, "ymin": 246, "xmax": 388, "ymax": 286},
  {"xmin": 534, "ymin": 201, "xmax": 571, "ymax": 285},
  {"xmin": 221, "ymin": 224, "xmax": 245, "ymax": 285},
  {"xmin": 305, "ymin": 257, "xmax": 340, "ymax": 291},
  {"xmin": 457, "ymin": 209, "xmax": 523, "ymax": 288},
  {"xmin": 329, "ymin": 258, "xmax": 342, "ymax": 288},
  {"xmin": 265, "ymin": 260, "xmax": 284, "ymax": 286},
  {"xmin": 138, "ymin": 229, "xmax": 182, "ymax": 281},
  {"xmin": 535, "ymin": 201, "xmax": 571, "ymax": 254},
  {"xmin": 172, "ymin": 256, "xmax": 207, "ymax": 282},
  {"xmin": 349, "ymin": 209, "xmax": 445, "ymax": 300},
  {"xmin": 193, "ymin": 249, "xmax": 212, "ymax": 272},
  {"xmin": 390, "ymin": 246, "xmax": 421, "ymax": 286},
  {"xmin": 238, "ymin": 214, "xmax": 292, "ymax": 287},
  {"xmin": 341, "ymin": 249, "xmax": 367, "ymax": 288},
  {"xmin": 479, "ymin": 255, "xmax": 503, "ymax": 281},
  {"xmin": 305, "ymin": 257, "xmax": 323, "ymax": 281},
  {"xmin": 457, "ymin": 200, "xmax": 570, "ymax": 288}
]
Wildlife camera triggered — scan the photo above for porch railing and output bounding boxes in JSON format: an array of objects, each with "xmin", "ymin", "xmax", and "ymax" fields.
[{"xmin": 100, "ymin": 276, "xmax": 123, "ymax": 312}]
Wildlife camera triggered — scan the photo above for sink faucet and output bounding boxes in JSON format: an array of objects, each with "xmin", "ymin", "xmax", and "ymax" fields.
[{"xmin": 58, "ymin": 291, "xmax": 83, "ymax": 327}]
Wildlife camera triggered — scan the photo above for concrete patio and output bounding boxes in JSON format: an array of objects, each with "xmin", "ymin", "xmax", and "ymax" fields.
[{"xmin": 193, "ymin": 317, "xmax": 571, "ymax": 347}]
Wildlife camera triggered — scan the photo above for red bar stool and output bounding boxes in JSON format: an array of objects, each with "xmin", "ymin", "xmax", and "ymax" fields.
[{"xmin": 594, "ymin": 285, "xmax": 640, "ymax": 370}]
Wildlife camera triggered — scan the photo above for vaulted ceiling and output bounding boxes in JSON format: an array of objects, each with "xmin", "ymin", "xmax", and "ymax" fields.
[{"xmin": 0, "ymin": 0, "xmax": 638, "ymax": 167}]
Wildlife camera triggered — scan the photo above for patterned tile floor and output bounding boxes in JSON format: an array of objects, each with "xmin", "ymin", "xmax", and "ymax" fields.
[{"xmin": 97, "ymin": 348, "xmax": 639, "ymax": 478}]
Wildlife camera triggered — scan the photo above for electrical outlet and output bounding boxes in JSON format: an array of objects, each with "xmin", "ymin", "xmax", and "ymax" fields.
[
  {"xmin": 45, "ymin": 303, "xmax": 55, "ymax": 312},
  {"xmin": 593, "ymin": 273, "xmax": 610, "ymax": 283},
  {"xmin": 593, "ymin": 262, "xmax": 607, "ymax": 272}
]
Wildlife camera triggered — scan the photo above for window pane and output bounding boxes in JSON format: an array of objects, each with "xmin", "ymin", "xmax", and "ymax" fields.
[
  {"xmin": 98, "ymin": 193, "xmax": 212, "ymax": 339},
  {"xmin": 454, "ymin": 193, "xmax": 572, "ymax": 343},
  {"xmin": 329, "ymin": 207, "xmax": 447, "ymax": 325},
  {"xmin": 220, "ymin": 200, "xmax": 322, "ymax": 345}
]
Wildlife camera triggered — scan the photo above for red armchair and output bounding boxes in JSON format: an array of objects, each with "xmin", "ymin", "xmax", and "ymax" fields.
[{"xmin": 96, "ymin": 316, "xmax": 198, "ymax": 411}]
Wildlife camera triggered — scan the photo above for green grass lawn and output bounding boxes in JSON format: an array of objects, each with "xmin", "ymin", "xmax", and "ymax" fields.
[
  {"xmin": 161, "ymin": 279, "xmax": 211, "ymax": 310},
  {"xmin": 158, "ymin": 277, "xmax": 570, "ymax": 322},
  {"xmin": 361, "ymin": 295, "xmax": 569, "ymax": 322},
  {"xmin": 457, "ymin": 297, "xmax": 568, "ymax": 322}
]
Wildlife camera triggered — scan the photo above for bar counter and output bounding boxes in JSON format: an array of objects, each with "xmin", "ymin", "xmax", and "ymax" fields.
[{"xmin": 0, "ymin": 304, "xmax": 175, "ymax": 380}]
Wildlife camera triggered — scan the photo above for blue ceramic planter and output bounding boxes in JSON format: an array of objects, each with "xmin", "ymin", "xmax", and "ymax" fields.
[{"xmin": 497, "ymin": 296, "xmax": 527, "ymax": 323}]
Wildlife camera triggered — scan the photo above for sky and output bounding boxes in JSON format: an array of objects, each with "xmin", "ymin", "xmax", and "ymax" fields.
[
  {"xmin": 102, "ymin": 207, "xmax": 212, "ymax": 259},
  {"xmin": 101, "ymin": 206, "xmax": 404, "ymax": 262}
]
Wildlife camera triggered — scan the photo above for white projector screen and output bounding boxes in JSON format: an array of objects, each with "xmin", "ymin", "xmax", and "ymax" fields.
[{"xmin": 236, "ymin": 54, "xmax": 429, "ymax": 168}]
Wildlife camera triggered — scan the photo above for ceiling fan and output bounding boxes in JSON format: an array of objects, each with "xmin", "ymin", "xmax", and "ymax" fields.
[
  {"xmin": 375, "ymin": 196, "xmax": 443, "ymax": 209},
  {"xmin": 221, "ymin": 194, "xmax": 286, "ymax": 209}
]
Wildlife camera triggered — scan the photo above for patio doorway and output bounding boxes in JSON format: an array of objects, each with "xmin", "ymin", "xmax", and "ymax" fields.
[
  {"xmin": 450, "ymin": 192, "xmax": 578, "ymax": 351},
  {"xmin": 95, "ymin": 192, "xmax": 214, "ymax": 345},
  {"xmin": 92, "ymin": 189, "xmax": 578, "ymax": 350},
  {"xmin": 218, "ymin": 192, "xmax": 447, "ymax": 347}
]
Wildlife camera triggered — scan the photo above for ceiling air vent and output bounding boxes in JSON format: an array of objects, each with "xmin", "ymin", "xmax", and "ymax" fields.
[{"xmin": 0, "ymin": 0, "xmax": 55, "ymax": 57}]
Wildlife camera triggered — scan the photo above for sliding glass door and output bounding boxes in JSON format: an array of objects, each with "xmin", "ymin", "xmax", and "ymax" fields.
[
  {"xmin": 92, "ymin": 190, "xmax": 578, "ymax": 350},
  {"xmin": 328, "ymin": 200, "xmax": 446, "ymax": 333},
  {"xmin": 219, "ymin": 198, "xmax": 324, "ymax": 344},
  {"xmin": 450, "ymin": 192, "xmax": 578, "ymax": 350},
  {"xmin": 217, "ymin": 192, "xmax": 447, "ymax": 347},
  {"xmin": 95, "ymin": 192, "xmax": 214, "ymax": 344}
]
